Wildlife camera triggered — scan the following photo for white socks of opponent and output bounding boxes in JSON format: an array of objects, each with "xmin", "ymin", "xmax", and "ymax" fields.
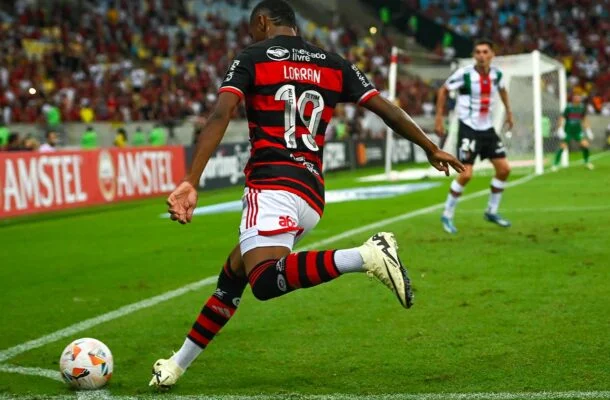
[
  {"xmin": 487, "ymin": 178, "xmax": 506, "ymax": 215},
  {"xmin": 443, "ymin": 180, "xmax": 464, "ymax": 219},
  {"xmin": 443, "ymin": 178, "xmax": 506, "ymax": 219}
]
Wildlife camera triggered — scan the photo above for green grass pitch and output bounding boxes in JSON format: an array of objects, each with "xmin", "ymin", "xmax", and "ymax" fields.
[{"xmin": 0, "ymin": 155, "xmax": 609, "ymax": 398}]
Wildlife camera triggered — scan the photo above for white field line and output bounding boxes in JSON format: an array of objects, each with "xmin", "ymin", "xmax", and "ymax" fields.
[
  {"xmin": 299, "ymin": 173, "xmax": 535, "ymax": 250},
  {"xmin": 0, "ymin": 364, "xmax": 62, "ymax": 382},
  {"xmin": 0, "ymin": 276, "xmax": 218, "ymax": 363},
  {"xmin": 1, "ymin": 391, "xmax": 610, "ymax": 400},
  {"xmin": 459, "ymin": 205, "xmax": 610, "ymax": 214}
]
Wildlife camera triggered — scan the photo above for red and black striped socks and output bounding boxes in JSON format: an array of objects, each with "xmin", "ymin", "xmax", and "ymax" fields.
[
  {"xmin": 248, "ymin": 250, "xmax": 342, "ymax": 301},
  {"xmin": 173, "ymin": 260, "xmax": 248, "ymax": 369}
]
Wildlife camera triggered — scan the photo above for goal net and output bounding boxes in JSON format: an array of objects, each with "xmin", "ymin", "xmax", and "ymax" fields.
[{"xmin": 384, "ymin": 48, "xmax": 567, "ymax": 179}]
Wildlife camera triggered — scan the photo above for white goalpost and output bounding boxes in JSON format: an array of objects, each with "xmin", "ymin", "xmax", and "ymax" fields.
[{"xmin": 384, "ymin": 47, "xmax": 567, "ymax": 179}]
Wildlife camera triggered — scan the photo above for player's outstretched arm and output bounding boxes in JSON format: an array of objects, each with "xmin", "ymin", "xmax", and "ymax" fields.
[
  {"xmin": 363, "ymin": 95, "xmax": 465, "ymax": 176},
  {"xmin": 167, "ymin": 92, "xmax": 241, "ymax": 224}
]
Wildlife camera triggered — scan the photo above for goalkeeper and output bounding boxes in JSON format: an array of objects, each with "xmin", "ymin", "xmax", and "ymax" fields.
[{"xmin": 553, "ymin": 94, "xmax": 594, "ymax": 170}]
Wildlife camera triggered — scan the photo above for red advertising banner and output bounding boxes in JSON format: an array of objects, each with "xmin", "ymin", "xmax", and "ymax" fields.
[{"xmin": 0, "ymin": 146, "xmax": 186, "ymax": 218}]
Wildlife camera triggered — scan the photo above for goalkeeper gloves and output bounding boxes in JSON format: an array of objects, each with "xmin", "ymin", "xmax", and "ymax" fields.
[{"xmin": 557, "ymin": 127, "xmax": 566, "ymax": 140}]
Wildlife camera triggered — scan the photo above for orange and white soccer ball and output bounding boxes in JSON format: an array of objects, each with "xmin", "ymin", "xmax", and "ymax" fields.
[{"xmin": 59, "ymin": 338, "xmax": 113, "ymax": 389}]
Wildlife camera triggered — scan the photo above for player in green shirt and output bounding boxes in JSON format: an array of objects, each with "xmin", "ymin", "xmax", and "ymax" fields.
[
  {"xmin": 132, "ymin": 127, "xmax": 147, "ymax": 146},
  {"xmin": 149, "ymin": 125, "xmax": 167, "ymax": 146},
  {"xmin": 0, "ymin": 124, "xmax": 10, "ymax": 149},
  {"xmin": 81, "ymin": 126, "xmax": 99, "ymax": 149},
  {"xmin": 553, "ymin": 95, "xmax": 594, "ymax": 170}
]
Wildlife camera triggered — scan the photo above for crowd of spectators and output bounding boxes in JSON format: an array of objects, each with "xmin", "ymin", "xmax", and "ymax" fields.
[
  {"xmin": 423, "ymin": 0, "xmax": 610, "ymax": 114},
  {"xmin": 0, "ymin": 0, "xmax": 434, "ymax": 146},
  {"xmin": 2, "ymin": 0, "xmax": 606, "ymax": 151}
]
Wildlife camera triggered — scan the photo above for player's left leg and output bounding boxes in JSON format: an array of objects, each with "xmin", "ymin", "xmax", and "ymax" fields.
[
  {"xmin": 579, "ymin": 138, "xmax": 594, "ymax": 170},
  {"xmin": 485, "ymin": 156, "xmax": 512, "ymax": 227},
  {"xmin": 150, "ymin": 245, "xmax": 248, "ymax": 388}
]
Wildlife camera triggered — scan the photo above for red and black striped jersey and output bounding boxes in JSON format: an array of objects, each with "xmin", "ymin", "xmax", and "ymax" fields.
[{"xmin": 218, "ymin": 35, "xmax": 379, "ymax": 216}]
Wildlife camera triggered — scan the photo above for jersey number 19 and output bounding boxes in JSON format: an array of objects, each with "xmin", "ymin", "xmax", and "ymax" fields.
[{"xmin": 275, "ymin": 84, "xmax": 325, "ymax": 152}]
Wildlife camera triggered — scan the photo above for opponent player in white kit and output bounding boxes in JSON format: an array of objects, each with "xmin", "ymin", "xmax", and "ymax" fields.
[{"xmin": 435, "ymin": 39, "xmax": 514, "ymax": 234}]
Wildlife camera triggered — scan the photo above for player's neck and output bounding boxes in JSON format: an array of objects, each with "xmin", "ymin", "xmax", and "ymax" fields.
[
  {"xmin": 475, "ymin": 65, "xmax": 490, "ymax": 75},
  {"xmin": 267, "ymin": 26, "xmax": 298, "ymax": 39}
]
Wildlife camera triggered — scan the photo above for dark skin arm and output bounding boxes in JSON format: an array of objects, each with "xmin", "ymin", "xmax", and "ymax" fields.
[
  {"xmin": 364, "ymin": 95, "xmax": 465, "ymax": 176},
  {"xmin": 167, "ymin": 92, "xmax": 241, "ymax": 224}
]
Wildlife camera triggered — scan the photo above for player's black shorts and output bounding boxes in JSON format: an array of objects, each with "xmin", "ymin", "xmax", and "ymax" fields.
[{"xmin": 456, "ymin": 121, "xmax": 507, "ymax": 165}]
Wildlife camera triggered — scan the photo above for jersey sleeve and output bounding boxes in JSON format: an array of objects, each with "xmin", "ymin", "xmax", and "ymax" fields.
[
  {"xmin": 444, "ymin": 68, "xmax": 465, "ymax": 91},
  {"xmin": 496, "ymin": 69, "xmax": 506, "ymax": 89},
  {"xmin": 218, "ymin": 50, "xmax": 255, "ymax": 101},
  {"xmin": 340, "ymin": 60, "xmax": 379, "ymax": 105}
]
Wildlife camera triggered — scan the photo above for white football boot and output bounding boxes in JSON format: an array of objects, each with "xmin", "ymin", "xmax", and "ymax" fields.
[
  {"xmin": 359, "ymin": 232, "xmax": 414, "ymax": 309},
  {"xmin": 149, "ymin": 357, "xmax": 184, "ymax": 389}
]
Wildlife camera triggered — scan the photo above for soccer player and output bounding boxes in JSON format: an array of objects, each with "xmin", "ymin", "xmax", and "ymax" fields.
[
  {"xmin": 552, "ymin": 94, "xmax": 594, "ymax": 171},
  {"xmin": 150, "ymin": 0, "xmax": 464, "ymax": 388},
  {"xmin": 435, "ymin": 38, "xmax": 514, "ymax": 234}
]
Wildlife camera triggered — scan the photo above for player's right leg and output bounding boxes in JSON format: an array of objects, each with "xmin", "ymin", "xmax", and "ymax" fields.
[
  {"xmin": 442, "ymin": 123, "xmax": 475, "ymax": 234},
  {"xmin": 150, "ymin": 245, "xmax": 247, "ymax": 388},
  {"xmin": 240, "ymin": 189, "xmax": 414, "ymax": 308},
  {"xmin": 441, "ymin": 165, "xmax": 472, "ymax": 234},
  {"xmin": 579, "ymin": 138, "xmax": 594, "ymax": 170}
]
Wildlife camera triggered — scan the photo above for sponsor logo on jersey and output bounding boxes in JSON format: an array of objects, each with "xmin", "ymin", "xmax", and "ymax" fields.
[
  {"xmin": 225, "ymin": 60, "xmax": 240, "ymax": 82},
  {"xmin": 292, "ymin": 48, "xmax": 327, "ymax": 62},
  {"xmin": 351, "ymin": 64, "xmax": 371, "ymax": 88},
  {"xmin": 267, "ymin": 46, "xmax": 290, "ymax": 61}
]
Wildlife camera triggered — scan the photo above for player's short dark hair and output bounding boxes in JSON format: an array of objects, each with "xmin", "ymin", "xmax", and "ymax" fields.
[
  {"xmin": 474, "ymin": 38, "xmax": 495, "ymax": 51},
  {"xmin": 250, "ymin": 0, "xmax": 297, "ymax": 29}
]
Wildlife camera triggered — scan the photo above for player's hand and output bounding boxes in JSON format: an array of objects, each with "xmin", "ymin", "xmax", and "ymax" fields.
[
  {"xmin": 427, "ymin": 149, "xmax": 465, "ymax": 177},
  {"xmin": 505, "ymin": 112, "xmax": 514, "ymax": 131},
  {"xmin": 167, "ymin": 181, "xmax": 198, "ymax": 225},
  {"xmin": 434, "ymin": 117, "xmax": 446, "ymax": 136}
]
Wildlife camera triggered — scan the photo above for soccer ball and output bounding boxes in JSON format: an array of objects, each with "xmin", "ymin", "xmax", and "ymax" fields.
[{"xmin": 59, "ymin": 338, "xmax": 113, "ymax": 389}]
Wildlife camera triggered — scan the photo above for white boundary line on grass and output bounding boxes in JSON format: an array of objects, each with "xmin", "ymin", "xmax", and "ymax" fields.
[
  {"xmin": 0, "ymin": 364, "xmax": 63, "ymax": 382},
  {"xmin": 0, "ymin": 275, "xmax": 217, "ymax": 363},
  {"xmin": 1, "ymin": 391, "xmax": 610, "ymax": 400}
]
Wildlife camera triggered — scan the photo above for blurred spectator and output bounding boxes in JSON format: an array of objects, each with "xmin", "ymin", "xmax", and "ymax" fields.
[
  {"xmin": 80, "ymin": 100, "xmax": 96, "ymax": 123},
  {"xmin": 38, "ymin": 131, "xmax": 58, "ymax": 152},
  {"xmin": 23, "ymin": 134, "xmax": 40, "ymax": 151},
  {"xmin": 6, "ymin": 133, "xmax": 23, "ymax": 152},
  {"xmin": 149, "ymin": 124, "xmax": 166, "ymax": 146},
  {"xmin": 132, "ymin": 126, "xmax": 147, "ymax": 146},
  {"xmin": 0, "ymin": 122, "xmax": 9, "ymax": 149},
  {"xmin": 81, "ymin": 126, "xmax": 98, "ymax": 149},
  {"xmin": 114, "ymin": 128, "xmax": 128, "ymax": 148}
]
